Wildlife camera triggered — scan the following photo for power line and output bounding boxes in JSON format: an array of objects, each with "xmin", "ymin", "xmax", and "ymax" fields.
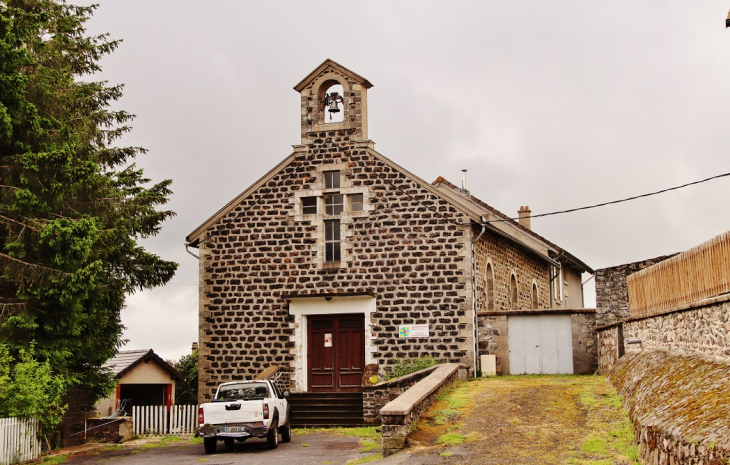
[{"xmin": 485, "ymin": 171, "xmax": 730, "ymax": 225}]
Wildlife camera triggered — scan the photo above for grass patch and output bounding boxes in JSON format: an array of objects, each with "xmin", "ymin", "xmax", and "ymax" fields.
[
  {"xmin": 103, "ymin": 445, "xmax": 124, "ymax": 451},
  {"xmin": 437, "ymin": 432, "xmax": 466, "ymax": 446},
  {"xmin": 302, "ymin": 442, "xmax": 310, "ymax": 447},
  {"xmin": 39, "ymin": 455, "xmax": 67, "ymax": 464},
  {"xmin": 439, "ymin": 451, "xmax": 453, "ymax": 457},
  {"xmin": 189, "ymin": 436, "xmax": 204, "ymax": 444},
  {"xmin": 432, "ymin": 380, "xmax": 471, "ymax": 424},
  {"xmin": 582, "ymin": 437, "xmax": 608, "ymax": 454},
  {"xmin": 346, "ymin": 453, "xmax": 382, "ymax": 464},
  {"xmin": 359, "ymin": 439, "xmax": 378, "ymax": 453}
]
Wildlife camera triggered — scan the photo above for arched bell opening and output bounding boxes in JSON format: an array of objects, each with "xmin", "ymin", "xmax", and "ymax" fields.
[{"xmin": 321, "ymin": 83, "xmax": 344, "ymax": 124}]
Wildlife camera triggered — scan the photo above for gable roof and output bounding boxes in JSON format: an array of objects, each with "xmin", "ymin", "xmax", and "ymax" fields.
[
  {"xmin": 103, "ymin": 349, "xmax": 182, "ymax": 381},
  {"xmin": 432, "ymin": 177, "xmax": 593, "ymax": 273},
  {"xmin": 293, "ymin": 58, "xmax": 373, "ymax": 92},
  {"xmin": 186, "ymin": 144, "xmax": 566, "ymax": 269}
]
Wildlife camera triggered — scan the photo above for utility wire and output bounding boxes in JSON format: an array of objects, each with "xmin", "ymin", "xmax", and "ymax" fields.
[{"xmin": 484, "ymin": 171, "xmax": 730, "ymax": 225}]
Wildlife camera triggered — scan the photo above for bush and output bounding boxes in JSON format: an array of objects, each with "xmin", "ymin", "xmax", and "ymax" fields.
[{"xmin": 382, "ymin": 355, "xmax": 440, "ymax": 381}]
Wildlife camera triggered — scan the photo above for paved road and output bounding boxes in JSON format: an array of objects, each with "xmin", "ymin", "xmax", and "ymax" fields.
[{"xmin": 63, "ymin": 432, "xmax": 372, "ymax": 465}]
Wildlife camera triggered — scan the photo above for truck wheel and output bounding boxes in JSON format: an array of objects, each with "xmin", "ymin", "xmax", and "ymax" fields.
[
  {"xmin": 203, "ymin": 437, "xmax": 217, "ymax": 454},
  {"xmin": 281, "ymin": 416, "xmax": 292, "ymax": 443},
  {"xmin": 267, "ymin": 418, "xmax": 279, "ymax": 449}
]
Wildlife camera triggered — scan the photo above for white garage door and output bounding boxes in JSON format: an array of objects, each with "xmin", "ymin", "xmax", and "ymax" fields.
[{"xmin": 508, "ymin": 315, "xmax": 573, "ymax": 374}]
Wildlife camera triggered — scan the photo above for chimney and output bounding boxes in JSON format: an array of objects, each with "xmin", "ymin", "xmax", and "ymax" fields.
[
  {"xmin": 518, "ymin": 206, "xmax": 531, "ymax": 230},
  {"xmin": 191, "ymin": 342, "xmax": 199, "ymax": 352},
  {"xmin": 460, "ymin": 169, "xmax": 470, "ymax": 195}
]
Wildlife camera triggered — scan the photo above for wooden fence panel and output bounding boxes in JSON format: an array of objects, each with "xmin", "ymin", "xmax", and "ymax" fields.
[
  {"xmin": 0, "ymin": 417, "xmax": 41, "ymax": 465},
  {"xmin": 628, "ymin": 231, "xmax": 730, "ymax": 317},
  {"xmin": 132, "ymin": 405, "xmax": 198, "ymax": 437}
]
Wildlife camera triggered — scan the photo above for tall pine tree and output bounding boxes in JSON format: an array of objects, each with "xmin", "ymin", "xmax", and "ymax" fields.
[{"xmin": 0, "ymin": 0, "xmax": 178, "ymax": 407}]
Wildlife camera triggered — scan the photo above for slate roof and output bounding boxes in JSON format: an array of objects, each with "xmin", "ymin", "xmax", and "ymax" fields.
[{"xmin": 103, "ymin": 349, "xmax": 183, "ymax": 381}]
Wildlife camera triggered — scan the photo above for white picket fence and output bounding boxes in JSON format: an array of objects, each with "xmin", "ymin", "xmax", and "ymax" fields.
[
  {"xmin": 132, "ymin": 405, "xmax": 198, "ymax": 436},
  {"xmin": 0, "ymin": 418, "xmax": 41, "ymax": 465}
]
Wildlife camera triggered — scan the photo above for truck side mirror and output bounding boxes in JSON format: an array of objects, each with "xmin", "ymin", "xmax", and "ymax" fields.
[{"xmin": 283, "ymin": 391, "xmax": 290, "ymax": 397}]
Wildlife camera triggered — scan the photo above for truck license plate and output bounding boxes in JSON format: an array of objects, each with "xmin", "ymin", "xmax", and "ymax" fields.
[{"xmin": 222, "ymin": 426, "xmax": 243, "ymax": 432}]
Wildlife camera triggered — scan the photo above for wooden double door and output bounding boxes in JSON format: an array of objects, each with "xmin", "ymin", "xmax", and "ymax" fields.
[{"xmin": 307, "ymin": 314, "xmax": 365, "ymax": 392}]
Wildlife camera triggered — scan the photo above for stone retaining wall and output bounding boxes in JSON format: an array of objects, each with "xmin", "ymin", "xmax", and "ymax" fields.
[
  {"xmin": 608, "ymin": 351, "xmax": 730, "ymax": 464},
  {"xmin": 362, "ymin": 365, "xmax": 439, "ymax": 425},
  {"xmin": 380, "ymin": 364, "xmax": 467, "ymax": 456}
]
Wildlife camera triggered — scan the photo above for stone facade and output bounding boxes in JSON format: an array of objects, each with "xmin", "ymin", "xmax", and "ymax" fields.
[
  {"xmin": 188, "ymin": 60, "xmax": 593, "ymax": 402},
  {"xmin": 594, "ymin": 254, "xmax": 676, "ymax": 327}
]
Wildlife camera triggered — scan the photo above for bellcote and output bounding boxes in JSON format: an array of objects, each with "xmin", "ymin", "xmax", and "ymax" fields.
[{"xmin": 294, "ymin": 59, "xmax": 373, "ymax": 144}]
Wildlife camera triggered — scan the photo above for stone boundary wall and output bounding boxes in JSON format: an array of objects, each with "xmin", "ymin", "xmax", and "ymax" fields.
[
  {"xmin": 595, "ymin": 254, "xmax": 676, "ymax": 327},
  {"xmin": 380, "ymin": 363, "xmax": 467, "ymax": 456},
  {"xmin": 362, "ymin": 365, "xmax": 440, "ymax": 425},
  {"xmin": 623, "ymin": 294, "xmax": 730, "ymax": 361},
  {"xmin": 608, "ymin": 351, "xmax": 730, "ymax": 465},
  {"xmin": 596, "ymin": 323, "xmax": 622, "ymax": 375}
]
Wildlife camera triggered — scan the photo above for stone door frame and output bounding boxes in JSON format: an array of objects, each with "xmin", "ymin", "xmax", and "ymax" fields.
[{"xmin": 288, "ymin": 295, "xmax": 376, "ymax": 392}]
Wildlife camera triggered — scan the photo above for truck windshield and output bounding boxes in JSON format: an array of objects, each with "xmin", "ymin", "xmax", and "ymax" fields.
[{"xmin": 217, "ymin": 382, "xmax": 270, "ymax": 400}]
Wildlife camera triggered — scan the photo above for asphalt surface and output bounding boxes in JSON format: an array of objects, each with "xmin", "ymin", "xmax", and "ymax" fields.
[{"xmin": 60, "ymin": 432, "xmax": 373, "ymax": 465}]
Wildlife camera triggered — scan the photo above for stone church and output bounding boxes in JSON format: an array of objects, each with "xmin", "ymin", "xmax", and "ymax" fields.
[{"xmin": 187, "ymin": 60, "xmax": 595, "ymax": 403}]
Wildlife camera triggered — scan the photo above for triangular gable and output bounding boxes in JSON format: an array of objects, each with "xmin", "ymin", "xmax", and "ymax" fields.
[
  {"xmin": 186, "ymin": 151, "xmax": 298, "ymax": 246},
  {"xmin": 103, "ymin": 349, "xmax": 183, "ymax": 381},
  {"xmin": 293, "ymin": 58, "xmax": 373, "ymax": 93},
  {"xmin": 186, "ymin": 144, "xmax": 558, "ymax": 268}
]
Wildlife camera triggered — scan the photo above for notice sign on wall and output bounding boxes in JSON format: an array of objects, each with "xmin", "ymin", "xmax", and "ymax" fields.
[
  {"xmin": 324, "ymin": 333, "xmax": 332, "ymax": 347},
  {"xmin": 398, "ymin": 324, "xmax": 429, "ymax": 338}
]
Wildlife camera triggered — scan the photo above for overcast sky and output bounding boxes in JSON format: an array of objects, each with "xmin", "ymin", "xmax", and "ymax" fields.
[{"xmin": 78, "ymin": 1, "xmax": 730, "ymax": 362}]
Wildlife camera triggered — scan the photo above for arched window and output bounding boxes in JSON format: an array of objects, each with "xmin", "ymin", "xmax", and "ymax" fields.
[
  {"xmin": 485, "ymin": 263, "xmax": 494, "ymax": 311},
  {"xmin": 532, "ymin": 283, "xmax": 538, "ymax": 309},
  {"xmin": 323, "ymin": 84, "xmax": 344, "ymax": 123},
  {"xmin": 510, "ymin": 274, "xmax": 518, "ymax": 309}
]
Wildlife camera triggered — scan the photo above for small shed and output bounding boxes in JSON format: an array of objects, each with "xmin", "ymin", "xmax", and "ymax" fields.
[{"xmin": 95, "ymin": 349, "xmax": 183, "ymax": 417}]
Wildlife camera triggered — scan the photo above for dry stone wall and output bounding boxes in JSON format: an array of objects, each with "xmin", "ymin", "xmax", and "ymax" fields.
[
  {"xmin": 609, "ymin": 351, "xmax": 730, "ymax": 465},
  {"xmin": 197, "ymin": 133, "xmax": 474, "ymax": 402}
]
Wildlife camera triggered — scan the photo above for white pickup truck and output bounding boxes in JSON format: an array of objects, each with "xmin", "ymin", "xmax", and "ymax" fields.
[{"xmin": 198, "ymin": 379, "xmax": 291, "ymax": 454}]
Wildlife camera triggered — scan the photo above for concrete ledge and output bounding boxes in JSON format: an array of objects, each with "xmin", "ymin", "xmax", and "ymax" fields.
[
  {"xmin": 380, "ymin": 363, "xmax": 466, "ymax": 456},
  {"xmin": 380, "ymin": 364, "xmax": 461, "ymax": 416}
]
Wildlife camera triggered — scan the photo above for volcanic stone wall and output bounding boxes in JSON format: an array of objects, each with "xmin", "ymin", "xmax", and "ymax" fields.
[
  {"xmin": 197, "ymin": 134, "xmax": 475, "ymax": 402},
  {"xmin": 594, "ymin": 254, "xmax": 676, "ymax": 327},
  {"xmin": 474, "ymin": 230, "xmax": 551, "ymax": 313}
]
